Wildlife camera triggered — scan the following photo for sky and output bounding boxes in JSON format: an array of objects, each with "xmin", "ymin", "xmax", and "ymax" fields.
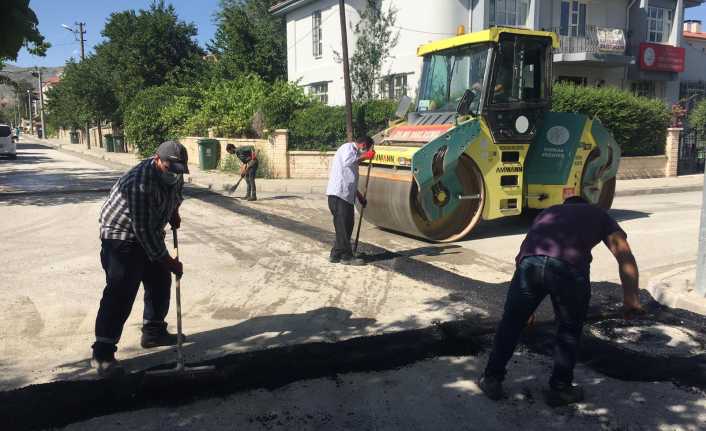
[
  {"xmin": 9, "ymin": 1, "xmax": 706, "ymax": 68},
  {"xmin": 11, "ymin": 0, "xmax": 222, "ymax": 68}
]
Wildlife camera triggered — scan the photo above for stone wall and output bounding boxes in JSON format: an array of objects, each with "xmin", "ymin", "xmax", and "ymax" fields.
[
  {"xmin": 288, "ymin": 151, "xmax": 336, "ymax": 179},
  {"xmin": 616, "ymin": 156, "xmax": 668, "ymax": 180},
  {"xmin": 179, "ymin": 130, "xmax": 289, "ymax": 178}
]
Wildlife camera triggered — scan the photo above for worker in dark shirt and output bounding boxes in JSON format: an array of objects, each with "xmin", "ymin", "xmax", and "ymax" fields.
[
  {"xmin": 226, "ymin": 144, "xmax": 258, "ymax": 201},
  {"xmin": 479, "ymin": 196, "xmax": 643, "ymax": 407}
]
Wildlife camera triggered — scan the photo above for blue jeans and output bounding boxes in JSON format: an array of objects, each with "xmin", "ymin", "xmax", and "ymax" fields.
[
  {"xmin": 93, "ymin": 239, "xmax": 171, "ymax": 357},
  {"xmin": 484, "ymin": 256, "xmax": 591, "ymax": 388}
]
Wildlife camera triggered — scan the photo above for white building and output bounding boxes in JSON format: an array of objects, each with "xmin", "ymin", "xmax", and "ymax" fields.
[{"xmin": 271, "ymin": 0, "xmax": 704, "ymax": 105}]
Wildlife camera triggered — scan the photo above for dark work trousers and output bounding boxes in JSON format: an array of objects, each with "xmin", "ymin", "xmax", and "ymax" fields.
[
  {"xmin": 484, "ymin": 255, "xmax": 591, "ymax": 388},
  {"xmin": 93, "ymin": 239, "xmax": 171, "ymax": 356},
  {"xmin": 246, "ymin": 160, "xmax": 258, "ymax": 198},
  {"xmin": 327, "ymin": 195, "xmax": 355, "ymax": 260}
]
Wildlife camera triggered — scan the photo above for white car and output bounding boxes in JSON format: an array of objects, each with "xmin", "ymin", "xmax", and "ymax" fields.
[{"xmin": 0, "ymin": 124, "xmax": 17, "ymax": 159}]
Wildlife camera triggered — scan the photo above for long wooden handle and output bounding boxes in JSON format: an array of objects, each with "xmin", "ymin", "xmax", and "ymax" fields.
[
  {"xmin": 353, "ymin": 161, "xmax": 373, "ymax": 254},
  {"xmin": 172, "ymin": 228, "xmax": 184, "ymax": 370}
]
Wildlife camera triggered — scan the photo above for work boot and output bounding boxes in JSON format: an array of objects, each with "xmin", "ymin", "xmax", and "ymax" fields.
[
  {"xmin": 247, "ymin": 194, "xmax": 257, "ymax": 201},
  {"xmin": 478, "ymin": 375, "xmax": 504, "ymax": 401},
  {"xmin": 545, "ymin": 383, "xmax": 585, "ymax": 407},
  {"xmin": 341, "ymin": 256, "xmax": 366, "ymax": 266},
  {"xmin": 329, "ymin": 254, "xmax": 341, "ymax": 263},
  {"xmin": 91, "ymin": 342, "xmax": 125, "ymax": 379},
  {"xmin": 140, "ymin": 322, "xmax": 186, "ymax": 349}
]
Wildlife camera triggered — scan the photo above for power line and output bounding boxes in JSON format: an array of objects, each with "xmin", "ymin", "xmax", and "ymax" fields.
[{"xmin": 392, "ymin": 25, "xmax": 456, "ymax": 36}]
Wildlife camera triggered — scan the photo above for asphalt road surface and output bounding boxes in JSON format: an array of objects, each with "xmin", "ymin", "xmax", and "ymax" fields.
[{"xmin": 1, "ymin": 141, "xmax": 704, "ymax": 430}]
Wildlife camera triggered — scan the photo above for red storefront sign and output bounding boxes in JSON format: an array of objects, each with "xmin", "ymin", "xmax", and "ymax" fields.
[{"xmin": 639, "ymin": 43, "xmax": 685, "ymax": 72}]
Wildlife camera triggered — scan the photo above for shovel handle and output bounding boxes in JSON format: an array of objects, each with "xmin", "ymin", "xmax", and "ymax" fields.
[{"xmin": 172, "ymin": 228, "xmax": 184, "ymax": 368}]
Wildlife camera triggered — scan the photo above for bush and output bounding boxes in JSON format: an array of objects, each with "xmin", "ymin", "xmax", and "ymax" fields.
[
  {"xmin": 689, "ymin": 99, "xmax": 706, "ymax": 130},
  {"xmin": 552, "ymin": 83, "xmax": 670, "ymax": 156},
  {"xmin": 261, "ymin": 80, "xmax": 312, "ymax": 131},
  {"xmin": 220, "ymin": 150, "xmax": 273, "ymax": 179},
  {"xmin": 124, "ymin": 85, "xmax": 189, "ymax": 157},
  {"xmin": 187, "ymin": 74, "xmax": 267, "ymax": 138},
  {"xmin": 289, "ymin": 99, "xmax": 397, "ymax": 150}
]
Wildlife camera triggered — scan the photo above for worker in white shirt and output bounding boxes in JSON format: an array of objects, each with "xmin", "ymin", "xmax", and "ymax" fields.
[{"xmin": 325, "ymin": 136, "xmax": 376, "ymax": 265}]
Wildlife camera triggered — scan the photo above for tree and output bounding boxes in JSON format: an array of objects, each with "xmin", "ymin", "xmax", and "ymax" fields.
[
  {"xmin": 94, "ymin": 0, "xmax": 204, "ymax": 124},
  {"xmin": 349, "ymin": 0, "xmax": 399, "ymax": 101},
  {"xmin": 0, "ymin": 0, "xmax": 50, "ymax": 68},
  {"xmin": 209, "ymin": 0, "xmax": 287, "ymax": 82}
]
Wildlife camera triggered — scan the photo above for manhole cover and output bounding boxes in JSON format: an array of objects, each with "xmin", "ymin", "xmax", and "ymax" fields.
[{"xmin": 588, "ymin": 319, "xmax": 705, "ymax": 358}]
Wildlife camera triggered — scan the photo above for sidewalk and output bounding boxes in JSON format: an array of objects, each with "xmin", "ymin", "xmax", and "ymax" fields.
[
  {"xmin": 647, "ymin": 264, "xmax": 706, "ymax": 316},
  {"xmin": 40, "ymin": 137, "xmax": 702, "ymax": 196},
  {"xmin": 41, "ymin": 138, "xmax": 329, "ymax": 194}
]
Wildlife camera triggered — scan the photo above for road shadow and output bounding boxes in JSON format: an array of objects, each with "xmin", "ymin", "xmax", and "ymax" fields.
[{"xmin": 54, "ymin": 307, "xmax": 377, "ymax": 381}]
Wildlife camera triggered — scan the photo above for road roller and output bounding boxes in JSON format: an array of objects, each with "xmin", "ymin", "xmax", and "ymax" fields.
[{"xmin": 360, "ymin": 27, "xmax": 620, "ymax": 242}]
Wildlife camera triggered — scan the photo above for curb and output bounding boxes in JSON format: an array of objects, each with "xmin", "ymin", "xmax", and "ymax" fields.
[
  {"xmin": 647, "ymin": 265, "xmax": 706, "ymax": 316},
  {"xmin": 615, "ymin": 184, "xmax": 703, "ymax": 197},
  {"xmin": 36, "ymin": 139, "xmax": 702, "ymax": 197}
]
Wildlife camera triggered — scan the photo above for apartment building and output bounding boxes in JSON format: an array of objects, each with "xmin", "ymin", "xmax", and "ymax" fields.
[{"xmin": 271, "ymin": 0, "xmax": 704, "ymax": 105}]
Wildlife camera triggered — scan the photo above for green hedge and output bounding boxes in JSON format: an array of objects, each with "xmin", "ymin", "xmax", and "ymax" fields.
[
  {"xmin": 552, "ymin": 83, "xmax": 670, "ymax": 156},
  {"xmin": 124, "ymin": 85, "xmax": 185, "ymax": 157},
  {"xmin": 289, "ymin": 99, "xmax": 397, "ymax": 150},
  {"xmin": 689, "ymin": 99, "xmax": 706, "ymax": 130}
]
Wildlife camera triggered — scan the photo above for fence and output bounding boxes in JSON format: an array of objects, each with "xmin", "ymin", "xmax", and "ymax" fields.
[{"xmin": 678, "ymin": 127, "xmax": 706, "ymax": 175}]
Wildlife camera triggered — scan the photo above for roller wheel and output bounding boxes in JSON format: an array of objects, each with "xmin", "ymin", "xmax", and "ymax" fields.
[
  {"xmin": 597, "ymin": 176, "xmax": 616, "ymax": 210},
  {"xmin": 581, "ymin": 149, "xmax": 616, "ymax": 210},
  {"xmin": 412, "ymin": 155, "xmax": 485, "ymax": 242}
]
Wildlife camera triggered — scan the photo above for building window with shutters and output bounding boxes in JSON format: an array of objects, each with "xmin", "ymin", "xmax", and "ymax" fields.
[
  {"xmin": 647, "ymin": 6, "xmax": 673, "ymax": 43},
  {"xmin": 309, "ymin": 82, "xmax": 328, "ymax": 104},
  {"xmin": 379, "ymin": 74, "xmax": 408, "ymax": 100},
  {"xmin": 560, "ymin": 1, "xmax": 587, "ymax": 37},
  {"xmin": 312, "ymin": 10, "xmax": 323, "ymax": 58},
  {"xmin": 489, "ymin": 0, "xmax": 530, "ymax": 27}
]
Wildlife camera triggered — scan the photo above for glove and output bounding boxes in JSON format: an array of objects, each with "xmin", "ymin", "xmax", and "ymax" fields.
[
  {"xmin": 360, "ymin": 196, "xmax": 367, "ymax": 208},
  {"xmin": 169, "ymin": 211, "xmax": 181, "ymax": 230},
  {"xmin": 362, "ymin": 149, "xmax": 376, "ymax": 161},
  {"xmin": 161, "ymin": 255, "xmax": 184, "ymax": 279}
]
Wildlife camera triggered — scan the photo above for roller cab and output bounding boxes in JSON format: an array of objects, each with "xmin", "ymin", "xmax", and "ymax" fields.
[{"xmin": 360, "ymin": 28, "xmax": 619, "ymax": 242}]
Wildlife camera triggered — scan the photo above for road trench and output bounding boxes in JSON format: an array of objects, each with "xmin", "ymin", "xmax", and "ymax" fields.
[{"xmin": 1, "ymin": 187, "xmax": 705, "ymax": 430}]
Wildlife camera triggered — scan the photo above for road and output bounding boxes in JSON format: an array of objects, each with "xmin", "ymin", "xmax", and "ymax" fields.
[{"xmin": 1, "ymin": 140, "xmax": 704, "ymax": 430}]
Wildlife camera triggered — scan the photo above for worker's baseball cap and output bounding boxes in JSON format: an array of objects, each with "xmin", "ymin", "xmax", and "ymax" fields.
[{"xmin": 156, "ymin": 140, "xmax": 189, "ymax": 174}]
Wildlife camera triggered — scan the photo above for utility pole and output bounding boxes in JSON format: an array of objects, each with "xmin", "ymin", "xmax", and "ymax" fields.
[
  {"xmin": 696, "ymin": 165, "xmax": 706, "ymax": 296},
  {"xmin": 62, "ymin": 22, "xmax": 89, "ymax": 148},
  {"xmin": 26, "ymin": 90, "xmax": 32, "ymax": 133},
  {"xmin": 32, "ymin": 68, "xmax": 46, "ymax": 139},
  {"xmin": 338, "ymin": 0, "xmax": 354, "ymax": 142}
]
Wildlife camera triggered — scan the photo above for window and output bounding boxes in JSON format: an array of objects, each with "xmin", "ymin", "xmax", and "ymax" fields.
[
  {"xmin": 632, "ymin": 81, "xmax": 655, "ymax": 98},
  {"xmin": 489, "ymin": 0, "xmax": 530, "ymax": 27},
  {"xmin": 560, "ymin": 1, "xmax": 587, "ymax": 37},
  {"xmin": 417, "ymin": 44, "xmax": 489, "ymax": 114},
  {"xmin": 379, "ymin": 74, "xmax": 408, "ymax": 100},
  {"xmin": 647, "ymin": 6, "xmax": 673, "ymax": 43},
  {"xmin": 312, "ymin": 10, "xmax": 322, "ymax": 58},
  {"xmin": 309, "ymin": 82, "xmax": 328, "ymax": 104},
  {"xmin": 490, "ymin": 35, "xmax": 549, "ymax": 104}
]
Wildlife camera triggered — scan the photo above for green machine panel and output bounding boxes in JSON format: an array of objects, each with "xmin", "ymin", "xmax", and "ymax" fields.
[{"xmin": 524, "ymin": 112, "xmax": 588, "ymax": 185}]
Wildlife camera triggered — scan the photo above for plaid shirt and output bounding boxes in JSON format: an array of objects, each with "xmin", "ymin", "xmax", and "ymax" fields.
[{"xmin": 99, "ymin": 158, "xmax": 184, "ymax": 261}]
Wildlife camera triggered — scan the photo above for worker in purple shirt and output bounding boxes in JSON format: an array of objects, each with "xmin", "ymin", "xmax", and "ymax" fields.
[{"xmin": 479, "ymin": 196, "xmax": 644, "ymax": 407}]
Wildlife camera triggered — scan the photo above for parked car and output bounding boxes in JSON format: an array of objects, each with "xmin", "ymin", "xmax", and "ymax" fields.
[{"xmin": 0, "ymin": 124, "xmax": 17, "ymax": 159}]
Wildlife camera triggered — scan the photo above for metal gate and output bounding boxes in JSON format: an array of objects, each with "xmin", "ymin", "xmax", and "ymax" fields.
[{"xmin": 679, "ymin": 128, "xmax": 706, "ymax": 175}]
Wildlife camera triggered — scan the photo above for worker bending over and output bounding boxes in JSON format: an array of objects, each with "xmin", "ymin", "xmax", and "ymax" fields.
[
  {"xmin": 91, "ymin": 141, "xmax": 188, "ymax": 378},
  {"xmin": 325, "ymin": 136, "xmax": 375, "ymax": 266},
  {"xmin": 479, "ymin": 196, "xmax": 643, "ymax": 406},
  {"xmin": 226, "ymin": 144, "xmax": 258, "ymax": 201}
]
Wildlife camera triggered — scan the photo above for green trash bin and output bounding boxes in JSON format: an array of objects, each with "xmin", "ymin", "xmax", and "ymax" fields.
[
  {"xmin": 69, "ymin": 131, "xmax": 79, "ymax": 144},
  {"xmin": 115, "ymin": 135, "xmax": 125, "ymax": 152},
  {"xmin": 198, "ymin": 138, "xmax": 221, "ymax": 170},
  {"xmin": 103, "ymin": 134, "xmax": 115, "ymax": 152}
]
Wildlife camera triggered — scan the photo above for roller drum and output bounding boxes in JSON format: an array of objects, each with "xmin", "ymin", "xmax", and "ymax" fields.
[{"xmin": 359, "ymin": 156, "xmax": 485, "ymax": 242}]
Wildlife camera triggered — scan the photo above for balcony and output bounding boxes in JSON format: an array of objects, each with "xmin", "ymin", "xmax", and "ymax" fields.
[{"xmin": 552, "ymin": 26, "xmax": 634, "ymax": 66}]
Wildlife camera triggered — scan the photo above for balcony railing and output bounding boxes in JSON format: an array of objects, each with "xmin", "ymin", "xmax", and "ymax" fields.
[{"xmin": 552, "ymin": 26, "xmax": 627, "ymax": 55}]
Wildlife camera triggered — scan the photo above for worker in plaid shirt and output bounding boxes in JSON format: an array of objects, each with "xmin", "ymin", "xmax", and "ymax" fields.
[{"xmin": 91, "ymin": 141, "xmax": 189, "ymax": 378}]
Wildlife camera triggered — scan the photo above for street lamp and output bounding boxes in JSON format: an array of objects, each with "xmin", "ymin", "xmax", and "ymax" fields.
[{"xmin": 31, "ymin": 68, "xmax": 46, "ymax": 139}]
